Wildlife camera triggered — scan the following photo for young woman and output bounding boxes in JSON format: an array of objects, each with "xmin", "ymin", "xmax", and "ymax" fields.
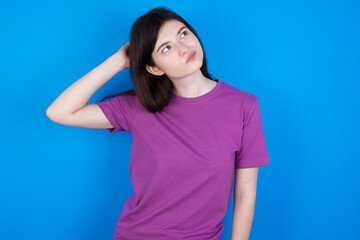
[{"xmin": 46, "ymin": 6, "xmax": 270, "ymax": 240}]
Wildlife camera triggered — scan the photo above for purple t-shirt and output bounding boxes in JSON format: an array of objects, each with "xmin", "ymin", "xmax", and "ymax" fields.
[{"xmin": 96, "ymin": 79, "xmax": 270, "ymax": 240}]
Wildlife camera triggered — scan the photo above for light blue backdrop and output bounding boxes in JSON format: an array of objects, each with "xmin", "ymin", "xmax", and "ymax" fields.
[{"xmin": 1, "ymin": 0, "xmax": 359, "ymax": 239}]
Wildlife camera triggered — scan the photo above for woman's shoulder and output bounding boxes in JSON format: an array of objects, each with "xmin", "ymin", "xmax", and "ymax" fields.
[
  {"xmin": 100, "ymin": 94, "xmax": 141, "ymax": 113},
  {"xmin": 219, "ymin": 80, "xmax": 258, "ymax": 105}
]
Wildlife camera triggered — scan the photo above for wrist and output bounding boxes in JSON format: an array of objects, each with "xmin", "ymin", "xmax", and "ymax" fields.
[{"xmin": 108, "ymin": 54, "xmax": 127, "ymax": 72}]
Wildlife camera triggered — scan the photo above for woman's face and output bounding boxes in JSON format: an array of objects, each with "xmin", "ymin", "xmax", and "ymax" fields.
[{"xmin": 146, "ymin": 19, "xmax": 203, "ymax": 79}]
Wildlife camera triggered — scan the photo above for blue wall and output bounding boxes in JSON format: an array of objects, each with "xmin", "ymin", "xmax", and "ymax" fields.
[{"xmin": 1, "ymin": 0, "xmax": 359, "ymax": 239}]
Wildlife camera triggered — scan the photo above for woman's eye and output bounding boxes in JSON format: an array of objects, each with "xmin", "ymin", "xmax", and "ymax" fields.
[
  {"xmin": 162, "ymin": 31, "xmax": 188, "ymax": 53},
  {"xmin": 162, "ymin": 46, "xmax": 171, "ymax": 53},
  {"xmin": 180, "ymin": 31, "xmax": 188, "ymax": 38}
]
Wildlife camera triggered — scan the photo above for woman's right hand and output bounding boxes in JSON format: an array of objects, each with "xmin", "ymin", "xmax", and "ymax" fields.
[{"xmin": 113, "ymin": 41, "xmax": 130, "ymax": 69}]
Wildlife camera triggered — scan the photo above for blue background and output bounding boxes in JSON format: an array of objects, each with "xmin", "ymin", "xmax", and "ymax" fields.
[{"xmin": 1, "ymin": 0, "xmax": 359, "ymax": 239}]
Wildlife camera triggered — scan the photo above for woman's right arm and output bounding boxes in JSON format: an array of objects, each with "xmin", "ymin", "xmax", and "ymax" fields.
[{"xmin": 46, "ymin": 42, "xmax": 130, "ymax": 130}]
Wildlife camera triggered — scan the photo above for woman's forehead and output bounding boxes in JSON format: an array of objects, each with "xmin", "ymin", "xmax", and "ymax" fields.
[
  {"xmin": 155, "ymin": 20, "xmax": 186, "ymax": 51},
  {"xmin": 157, "ymin": 20, "xmax": 184, "ymax": 38}
]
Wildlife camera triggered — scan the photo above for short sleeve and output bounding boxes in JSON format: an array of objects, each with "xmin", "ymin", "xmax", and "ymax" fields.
[
  {"xmin": 235, "ymin": 97, "xmax": 270, "ymax": 169},
  {"xmin": 96, "ymin": 95, "xmax": 138, "ymax": 133}
]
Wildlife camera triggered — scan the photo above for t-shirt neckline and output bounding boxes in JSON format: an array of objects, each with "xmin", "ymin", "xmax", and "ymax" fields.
[{"xmin": 171, "ymin": 79, "xmax": 223, "ymax": 104}]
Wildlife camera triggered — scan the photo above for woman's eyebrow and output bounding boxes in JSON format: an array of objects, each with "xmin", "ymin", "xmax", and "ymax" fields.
[{"xmin": 156, "ymin": 25, "xmax": 187, "ymax": 53}]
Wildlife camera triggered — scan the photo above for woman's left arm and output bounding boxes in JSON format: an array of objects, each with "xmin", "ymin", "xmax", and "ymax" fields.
[{"xmin": 230, "ymin": 167, "xmax": 259, "ymax": 240}]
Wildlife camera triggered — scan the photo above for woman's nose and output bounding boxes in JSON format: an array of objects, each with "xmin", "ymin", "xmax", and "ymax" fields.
[{"xmin": 177, "ymin": 42, "xmax": 189, "ymax": 56}]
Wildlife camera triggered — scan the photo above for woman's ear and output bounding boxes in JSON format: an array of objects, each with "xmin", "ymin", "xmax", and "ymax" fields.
[{"xmin": 145, "ymin": 64, "xmax": 165, "ymax": 76}]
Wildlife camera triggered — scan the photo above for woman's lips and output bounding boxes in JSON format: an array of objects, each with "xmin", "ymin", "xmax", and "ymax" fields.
[{"xmin": 187, "ymin": 51, "xmax": 196, "ymax": 63}]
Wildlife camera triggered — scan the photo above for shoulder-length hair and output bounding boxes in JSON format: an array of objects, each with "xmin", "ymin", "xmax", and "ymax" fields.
[{"xmin": 100, "ymin": 6, "xmax": 214, "ymax": 113}]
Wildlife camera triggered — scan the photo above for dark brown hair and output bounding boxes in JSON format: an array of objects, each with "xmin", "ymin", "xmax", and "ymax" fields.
[{"xmin": 100, "ymin": 6, "xmax": 214, "ymax": 113}]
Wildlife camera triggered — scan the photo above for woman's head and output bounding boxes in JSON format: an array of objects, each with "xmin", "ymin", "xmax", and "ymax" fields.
[
  {"xmin": 102, "ymin": 7, "xmax": 214, "ymax": 113},
  {"xmin": 145, "ymin": 19, "xmax": 204, "ymax": 79}
]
